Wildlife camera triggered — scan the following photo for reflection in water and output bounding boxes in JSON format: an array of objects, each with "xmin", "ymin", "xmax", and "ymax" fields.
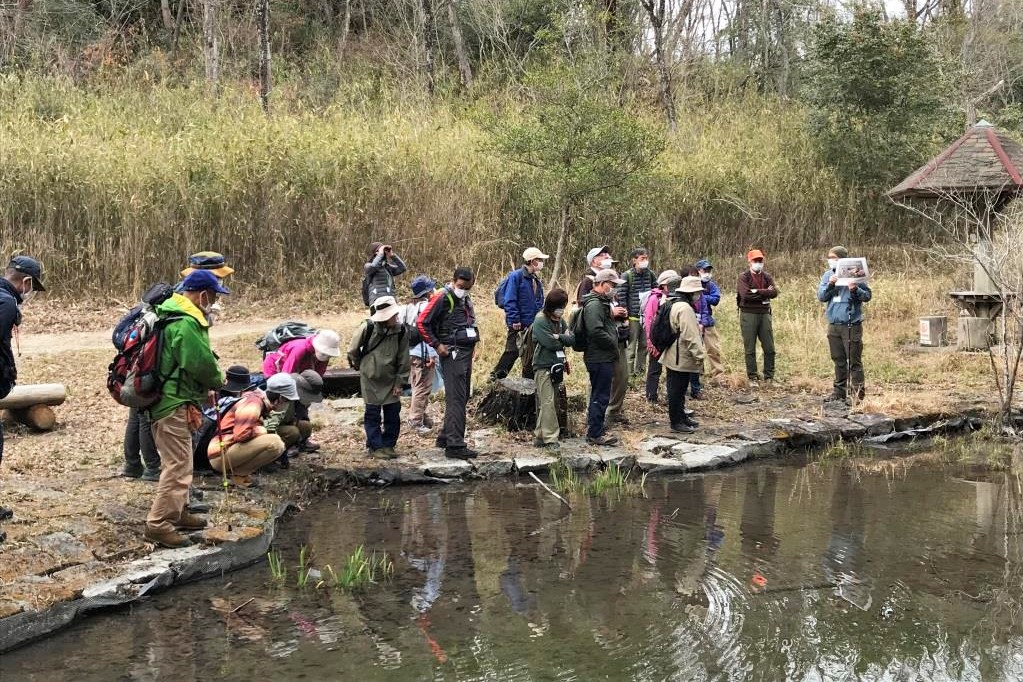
[{"xmin": 8, "ymin": 463, "xmax": 1023, "ymax": 681}]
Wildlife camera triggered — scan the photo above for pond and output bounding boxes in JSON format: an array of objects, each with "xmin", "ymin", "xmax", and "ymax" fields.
[{"xmin": 4, "ymin": 453, "xmax": 1023, "ymax": 681}]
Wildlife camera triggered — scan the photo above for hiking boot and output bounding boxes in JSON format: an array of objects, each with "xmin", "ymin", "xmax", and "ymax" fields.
[
  {"xmin": 825, "ymin": 392, "xmax": 846, "ymax": 403},
  {"xmin": 445, "ymin": 446, "xmax": 479, "ymax": 460},
  {"xmin": 120, "ymin": 464, "xmax": 144, "ymax": 479},
  {"xmin": 671, "ymin": 422, "xmax": 695, "ymax": 434},
  {"xmin": 682, "ymin": 415, "xmax": 700, "ymax": 428},
  {"xmin": 533, "ymin": 437, "xmax": 545, "ymax": 448},
  {"xmin": 300, "ymin": 440, "xmax": 321, "ymax": 453},
  {"xmin": 140, "ymin": 468, "xmax": 162, "ymax": 482},
  {"xmin": 587, "ymin": 434, "xmax": 619, "ymax": 447},
  {"xmin": 540, "ymin": 442, "xmax": 561, "ymax": 453},
  {"xmin": 369, "ymin": 447, "xmax": 398, "ymax": 460},
  {"xmin": 416, "ymin": 425, "xmax": 433, "ymax": 437},
  {"xmin": 0, "ymin": 506, "xmax": 12, "ymax": 521},
  {"xmin": 174, "ymin": 512, "xmax": 208, "ymax": 531},
  {"xmin": 690, "ymin": 392, "xmax": 705, "ymax": 401},
  {"xmin": 144, "ymin": 526, "xmax": 193, "ymax": 549}
]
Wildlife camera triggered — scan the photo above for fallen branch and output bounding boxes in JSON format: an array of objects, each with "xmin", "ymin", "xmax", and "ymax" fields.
[{"xmin": 528, "ymin": 471, "xmax": 571, "ymax": 510}]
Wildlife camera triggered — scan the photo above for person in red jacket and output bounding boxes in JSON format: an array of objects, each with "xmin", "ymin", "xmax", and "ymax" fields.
[{"xmin": 737, "ymin": 249, "xmax": 779, "ymax": 385}]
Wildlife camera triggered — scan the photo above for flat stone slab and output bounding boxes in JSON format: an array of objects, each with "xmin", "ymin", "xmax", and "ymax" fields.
[
  {"xmin": 513, "ymin": 456, "xmax": 556, "ymax": 473},
  {"xmin": 637, "ymin": 436, "xmax": 683, "ymax": 455},
  {"xmin": 678, "ymin": 444, "xmax": 741, "ymax": 471},
  {"xmin": 474, "ymin": 459, "xmax": 515, "ymax": 478},
  {"xmin": 636, "ymin": 455, "xmax": 687, "ymax": 473},
  {"xmin": 848, "ymin": 413, "xmax": 895, "ymax": 437},
  {"xmin": 419, "ymin": 457, "xmax": 472, "ymax": 479},
  {"xmin": 563, "ymin": 452, "xmax": 599, "ymax": 471},
  {"xmin": 598, "ymin": 449, "xmax": 637, "ymax": 471},
  {"xmin": 819, "ymin": 417, "xmax": 867, "ymax": 440}
]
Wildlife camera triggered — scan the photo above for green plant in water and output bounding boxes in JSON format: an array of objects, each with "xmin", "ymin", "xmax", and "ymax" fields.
[
  {"xmin": 267, "ymin": 549, "xmax": 286, "ymax": 583},
  {"xmin": 335, "ymin": 545, "xmax": 394, "ymax": 589},
  {"xmin": 820, "ymin": 439, "xmax": 868, "ymax": 460},
  {"xmin": 549, "ymin": 459, "xmax": 582, "ymax": 495},
  {"xmin": 587, "ymin": 462, "xmax": 645, "ymax": 498},
  {"xmin": 296, "ymin": 545, "xmax": 311, "ymax": 588}
]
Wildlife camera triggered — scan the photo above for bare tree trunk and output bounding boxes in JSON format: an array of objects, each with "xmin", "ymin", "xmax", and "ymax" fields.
[
  {"xmin": 203, "ymin": 0, "xmax": 220, "ymax": 91},
  {"xmin": 172, "ymin": 0, "xmax": 187, "ymax": 48},
  {"xmin": 160, "ymin": 0, "xmax": 176, "ymax": 30},
  {"xmin": 338, "ymin": 0, "xmax": 352, "ymax": 58},
  {"xmin": 256, "ymin": 0, "xmax": 272, "ymax": 115},
  {"xmin": 447, "ymin": 0, "xmax": 473, "ymax": 91},
  {"xmin": 551, "ymin": 202, "xmax": 572, "ymax": 289},
  {"xmin": 421, "ymin": 0, "xmax": 436, "ymax": 94},
  {"xmin": 6, "ymin": 0, "xmax": 34, "ymax": 61}
]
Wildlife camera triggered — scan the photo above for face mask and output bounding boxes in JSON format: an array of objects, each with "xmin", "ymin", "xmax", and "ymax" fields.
[
  {"xmin": 751, "ymin": 262, "xmax": 764, "ymax": 273},
  {"xmin": 636, "ymin": 260, "xmax": 649, "ymax": 271},
  {"xmin": 599, "ymin": 258, "xmax": 613, "ymax": 269},
  {"xmin": 452, "ymin": 287, "xmax": 468, "ymax": 299},
  {"xmin": 534, "ymin": 260, "xmax": 544, "ymax": 271},
  {"xmin": 205, "ymin": 302, "xmax": 223, "ymax": 327},
  {"xmin": 553, "ymin": 307, "xmax": 565, "ymax": 318},
  {"xmin": 700, "ymin": 273, "xmax": 712, "ymax": 282},
  {"xmin": 827, "ymin": 258, "xmax": 839, "ymax": 271},
  {"xmin": 315, "ymin": 351, "xmax": 329, "ymax": 362},
  {"xmin": 19, "ymin": 277, "xmax": 35, "ymax": 304}
]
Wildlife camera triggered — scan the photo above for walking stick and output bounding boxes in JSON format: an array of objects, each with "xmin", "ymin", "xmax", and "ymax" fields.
[{"xmin": 212, "ymin": 390, "xmax": 234, "ymax": 531}]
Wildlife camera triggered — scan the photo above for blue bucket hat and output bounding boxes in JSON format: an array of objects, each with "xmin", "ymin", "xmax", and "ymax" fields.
[
  {"xmin": 181, "ymin": 269, "xmax": 231, "ymax": 294},
  {"xmin": 695, "ymin": 259, "xmax": 713, "ymax": 271},
  {"xmin": 411, "ymin": 275, "xmax": 436, "ymax": 299}
]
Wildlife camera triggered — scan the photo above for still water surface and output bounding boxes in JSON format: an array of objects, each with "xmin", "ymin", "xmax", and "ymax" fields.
[{"xmin": 4, "ymin": 456, "xmax": 1023, "ymax": 681}]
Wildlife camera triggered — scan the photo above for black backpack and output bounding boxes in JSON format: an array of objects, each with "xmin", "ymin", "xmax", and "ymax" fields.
[
  {"xmin": 568, "ymin": 300, "xmax": 593, "ymax": 352},
  {"xmin": 112, "ymin": 282, "xmax": 175, "ymax": 351},
  {"xmin": 650, "ymin": 297, "xmax": 682, "ymax": 354}
]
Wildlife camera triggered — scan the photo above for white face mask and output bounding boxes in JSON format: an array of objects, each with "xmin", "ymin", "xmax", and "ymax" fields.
[
  {"xmin": 452, "ymin": 286, "xmax": 468, "ymax": 299},
  {"xmin": 205, "ymin": 302, "xmax": 223, "ymax": 327},
  {"xmin": 827, "ymin": 258, "xmax": 839, "ymax": 271},
  {"xmin": 700, "ymin": 273, "xmax": 712, "ymax": 283},
  {"xmin": 534, "ymin": 260, "xmax": 544, "ymax": 271},
  {"xmin": 315, "ymin": 351, "xmax": 329, "ymax": 362},
  {"xmin": 751, "ymin": 262, "xmax": 764, "ymax": 273},
  {"xmin": 636, "ymin": 259, "xmax": 649, "ymax": 271},
  {"xmin": 553, "ymin": 308, "xmax": 565, "ymax": 318},
  {"xmin": 19, "ymin": 277, "xmax": 35, "ymax": 304},
  {"xmin": 599, "ymin": 258, "xmax": 613, "ymax": 269}
]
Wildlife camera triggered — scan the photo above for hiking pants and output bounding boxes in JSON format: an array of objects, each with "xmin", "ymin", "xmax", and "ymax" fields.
[
  {"xmin": 645, "ymin": 354, "xmax": 662, "ymax": 402},
  {"xmin": 365, "ymin": 402, "xmax": 402, "ymax": 451},
  {"xmin": 828, "ymin": 323, "xmax": 864, "ymax": 399},
  {"xmin": 703, "ymin": 325, "xmax": 725, "ymax": 376},
  {"xmin": 441, "ymin": 350, "xmax": 473, "ymax": 449},
  {"xmin": 408, "ymin": 356, "xmax": 435, "ymax": 426},
  {"xmin": 534, "ymin": 368, "xmax": 560, "ymax": 445},
  {"xmin": 493, "ymin": 328, "xmax": 531, "ymax": 380},
  {"xmin": 277, "ymin": 421, "xmax": 312, "ymax": 448},
  {"xmin": 210, "ymin": 434, "xmax": 285, "ymax": 477},
  {"xmin": 627, "ymin": 319, "xmax": 648, "ymax": 376},
  {"xmin": 148, "ymin": 406, "xmax": 195, "ymax": 532},
  {"xmin": 666, "ymin": 369, "xmax": 695, "ymax": 426},
  {"xmin": 585, "ymin": 361, "xmax": 614, "ymax": 440},
  {"xmin": 124, "ymin": 407, "xmax": 161, "ymax": 472},
  {"xmin": 740, "ymin": 312, "xmax": 775, "ymax": 380},
  {"xmin": 607, "ymin": 344, "xmax": 628, "ymax": 421}
]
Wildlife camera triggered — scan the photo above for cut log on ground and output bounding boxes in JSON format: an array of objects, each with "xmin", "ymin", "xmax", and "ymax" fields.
[
  {"xmin": 9, "ymin": 404, "xmax": 57, "ymax": 432},
  {"xmin": 321, "ymin": 369, "xmax": 361, "ymax": 398},
  {"xmin": 477, "ymin": 377, "xmax": 537, "ymax": 431},
  {"xmin": 0, "ymin": 384, "xmax": 67, "ymax": 410}
]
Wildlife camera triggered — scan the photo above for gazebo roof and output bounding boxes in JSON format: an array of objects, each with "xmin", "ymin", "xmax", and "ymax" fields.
[{"xmin": 887, "ymin": 120, "xmax": 1023, "ymax": 200}]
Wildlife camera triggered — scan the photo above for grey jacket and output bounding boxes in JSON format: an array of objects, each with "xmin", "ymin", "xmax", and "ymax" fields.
[{"xmin": 364, "ymin": 253, "xmax": 408, "ymax": 306}]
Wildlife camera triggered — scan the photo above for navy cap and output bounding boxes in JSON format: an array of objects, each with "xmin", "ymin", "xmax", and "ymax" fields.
[
  {"xmin": 695, "ymin": 259, "xmax": 713, "ymax": 271},
  {"xmin": 181, "ymin": 269, "xmax": 231, "ymax": 294},
  {"xmin": 411, "ymin": 275, "xmax": 436, "ymax": 299},
  {"xmin": 9, "ymin": 255, "xmax": 45, "ymax": 292}
]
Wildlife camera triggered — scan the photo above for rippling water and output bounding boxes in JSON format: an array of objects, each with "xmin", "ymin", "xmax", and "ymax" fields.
[{"xmin": 6, "ymin": 456, "xmax": 1023, "ymax": 681}]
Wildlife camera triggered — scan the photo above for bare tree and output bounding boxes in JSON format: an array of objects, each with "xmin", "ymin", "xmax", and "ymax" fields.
[
  {"xmin": 638, "ymin": 0, "xmax": 680, "ymax": 131},
  {"xmin": 160, "ymin": 0, "xmax": 176, "ymax": 31},
  {"xmin": 257, "ymin": 0, "xmax": 272, "ymax": 115},
  {"xmin": 447, "ymin": 0, "xmax": 473, "ymax": 91},
  {"xmin": 203, "ymin": 0, "xmax": 221, "ymax": 90},
  {"xmin": 421, "ymin": 0, "xmax": 437, "ymax": 94},
  {"xmin": 895, "ymin": 189, "xmax": 1023, "ymax": 433}
]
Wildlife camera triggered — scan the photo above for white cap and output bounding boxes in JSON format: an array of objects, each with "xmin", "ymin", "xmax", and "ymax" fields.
[
  {"xmin": 676, "ymin": 276, "xmax": 703, "ymax": 294},
  {"xmin": 266, "ymin": 373, "xmax": 300, "ymax": 401},
  {"xmin": 522, "ymin": 247, "xmax": 549, "ymax": 262},
  {"xmin": 370, "ymin": 296, "xmax": 401, "ymax": 323},
  {"xmin": 311, "ymin": 329, "xmax": 341, "ymax": 357}
]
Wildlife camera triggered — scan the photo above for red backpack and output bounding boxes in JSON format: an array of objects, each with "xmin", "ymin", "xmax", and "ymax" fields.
[{"xmin": 107, "ymin": 312, "xmax": 185, "ymax": 408}]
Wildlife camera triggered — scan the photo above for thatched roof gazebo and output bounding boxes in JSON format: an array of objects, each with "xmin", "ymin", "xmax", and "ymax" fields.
[{"xmin": 888, "ymin": 120, "xmax": 1023, "ymax": 349}]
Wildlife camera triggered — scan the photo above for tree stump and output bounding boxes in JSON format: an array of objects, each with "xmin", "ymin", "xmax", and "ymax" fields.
[
  {"xmin": 9, "ymin": 405, "xmax": 56, "ymax": 432},
  {"xmin": 476, "ymin": 377, "xmax": 537, "ymax": 431}
]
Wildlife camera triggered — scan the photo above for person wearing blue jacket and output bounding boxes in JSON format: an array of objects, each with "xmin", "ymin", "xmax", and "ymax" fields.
[
  {"xmin": 817, "ymin": 246, "xmax": 872, "ymax": 403},
  {"xmin": 490, "ymin": 247, "xmax": 547, "ymax": 382},
  {"xmin": 696, "ymin": 259, "xmax": 724, "ymax": 378}
]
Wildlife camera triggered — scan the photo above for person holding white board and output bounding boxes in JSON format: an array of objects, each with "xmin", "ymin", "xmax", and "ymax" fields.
[{"xmin": 817, "ymin": 246, "xmax": 873, "ymax": 404}]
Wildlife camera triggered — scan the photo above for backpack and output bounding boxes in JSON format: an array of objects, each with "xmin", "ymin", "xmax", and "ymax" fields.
[
  {"xmin": 107, "ymin": 312, "xmax": 186, "ymax": 408},
  {"xmin": 568, "ymin": 303, "xmax": 590, "ymax": 352},
  {"xmin": 348, "ymin": 321, "xmax": 407, "ymax": 371},
  {"xmin": 650, "ymin": 297, "xmax": 682, "ymax": 354},
  {"xmin": 494, "ymin": 269, "xmax": 519, "ymax": 309},
  {"xmin": 519, "ymin": 325, "xmax": 536, "ymax": 369},
  {"xmin": 256, "ymin": 321, "xmax": 316, "ymax": 355},
  {"xmin": 192, "ymin": 395, "xmax": 243, "ymax": 472},
  {"xmin": 112, "ymin": 282, "xmax": 175, "ymax": 351}
]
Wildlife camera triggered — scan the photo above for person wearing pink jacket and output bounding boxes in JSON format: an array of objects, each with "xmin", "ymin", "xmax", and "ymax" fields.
[
  {"xmin": 643, "ymin": 270, "xmax": 681, "ymax": 403},
  {"xmin": 262, "ymin": 330, "xmax": 341, "ymax": 377}
]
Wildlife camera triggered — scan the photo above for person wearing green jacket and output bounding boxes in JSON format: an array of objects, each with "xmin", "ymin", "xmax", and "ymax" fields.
[
  {"xmin": 582, "ymin": 269, "xmax": 626, "ymax": 446},
  {"xmin": 347, "ymin": 296, "xmax": 412, "ymax": 459},
  {"xmin": 531, "ymin": 289, "xmax": 575, "ymax": 451},
  {"xmin": 145, "ymin": 270, "xmax": 226, "ymax": 548}
]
